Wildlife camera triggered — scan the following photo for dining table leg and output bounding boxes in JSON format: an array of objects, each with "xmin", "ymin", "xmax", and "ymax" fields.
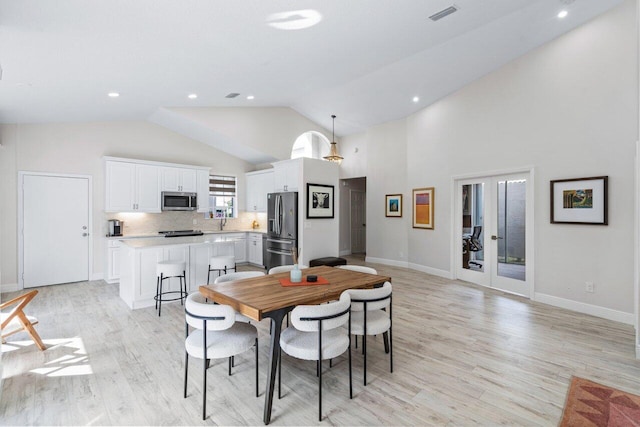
[{"xmin": 263, "ymin": 307, "xmax": 292, "ymax": 425}]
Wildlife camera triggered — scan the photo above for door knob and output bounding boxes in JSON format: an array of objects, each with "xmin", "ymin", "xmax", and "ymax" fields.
[
  {"xmin": 491, "ymin": 235, "xmax": 503, "ymax": 240},
  {"xmin": 82, "ymin": 226, "xmax": 87, "ymax": 230}
]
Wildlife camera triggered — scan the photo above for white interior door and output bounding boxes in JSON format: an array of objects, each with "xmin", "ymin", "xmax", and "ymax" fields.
[
  {"xmin": 350, "ymin": 190, "xmax": 366, "ymax": 254},
  {"xmin": 22, "ymin": 174, "xmax": 90, "ymax": 288},
  {"xmin": 455, "ymin": 172, "xmax": 532, "ymax": 297}
]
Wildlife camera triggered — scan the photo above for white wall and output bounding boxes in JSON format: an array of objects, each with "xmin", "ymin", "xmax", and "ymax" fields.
[
  {"xmin": 299, "ymin": 158, "xmax": 340, "ymax": 266},
  {"xmin": 165, "ymin": 107, "xmax": 332, "ymax": 162},
  {"xmin": 0, "ymin": 121, "xmax": 253, "ymax": 288},
  {"xmin": 344, "ymin": 0, "xmax": 638, "ymax": 317}
]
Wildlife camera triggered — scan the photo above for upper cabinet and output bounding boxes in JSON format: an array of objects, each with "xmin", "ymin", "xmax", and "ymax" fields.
[
  {"xmin": 161, "ymin": 167, "xmax": 197, "ymax": 192},
  {"xmin": 196, "ymin": 169, "xmax": 210, "ymax": 213},
  {"xmin": 106, "ymin": 161, "xmax": 161, "ymax": 212},
  {"xmin": 272, "ymin": 159, "xmax": 301, "ymax": 192},
  {"xmin": 104, "ymin": 157, "xmax": 210, "ymax": 213},
  {"xmin": 245, "ymin": 169, "xmax": 274, "ymax": 212}
]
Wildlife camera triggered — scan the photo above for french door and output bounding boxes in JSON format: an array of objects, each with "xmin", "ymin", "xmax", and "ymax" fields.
[{"xmin": 455, "ymin": 172, "xmax": 533, "ymax": 297}]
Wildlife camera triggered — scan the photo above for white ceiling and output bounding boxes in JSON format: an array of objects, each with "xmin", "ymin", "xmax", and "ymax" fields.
[{"xmin": 0, "ymin": 0, "xmax": 624, "ymax": 145}]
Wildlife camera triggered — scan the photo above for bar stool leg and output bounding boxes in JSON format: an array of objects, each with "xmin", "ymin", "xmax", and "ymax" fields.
[{"xmin": 158, "ymin": 273, "xmax": 164, "ymax": 317}]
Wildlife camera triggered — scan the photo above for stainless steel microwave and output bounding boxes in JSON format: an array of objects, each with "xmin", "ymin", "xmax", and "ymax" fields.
[{"xmin": 161, "ymin": 191, "xmax": 197, "ymax": 211}]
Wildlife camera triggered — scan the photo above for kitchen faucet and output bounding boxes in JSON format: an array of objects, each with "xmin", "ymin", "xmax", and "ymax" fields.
[{"xmin": 219, "ymin": 217, "xmax": 227, "ymax": 231}]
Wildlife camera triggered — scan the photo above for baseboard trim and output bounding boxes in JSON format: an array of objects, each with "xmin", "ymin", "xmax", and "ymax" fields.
[
  {"xmin": 534, "ymin": 292, "xmax": 634, "ymax": 325},
  {"xmin": 365, "ymin": 256, "xmax": 409, "ymax": 268},
  {"xmin": 1, "ymin": 283, "xmax": 20, "ymax": 293},
  {"xmin": 339, "ymin": 250, "xmax": 352, "ymax": 257},
  {"xmin": 91, "ymin": 273, "xmax": 104, "ymax": 281},
  {"xmin": 636, "ymin": 344, "xmax": 640, "ymax": 360},
  {"xmin": 408, "ymin": 262, "xmax": 454, "ymax": 280}
]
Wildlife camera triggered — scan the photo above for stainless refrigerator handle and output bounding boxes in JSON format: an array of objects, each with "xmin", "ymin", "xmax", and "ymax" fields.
[
  {"xmin": 266, "ymin": 238, "xmax": 293, "ymax": 244},
  {"xmin": 277, "ymin": 194, "xmax": 283, "ymax": 235},
  {"xmin": 274, "ymin": 194, "xmax": 279, "ymax": 235}
]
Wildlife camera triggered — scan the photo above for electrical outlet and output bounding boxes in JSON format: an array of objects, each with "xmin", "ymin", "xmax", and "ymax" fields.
[
  {"xmin": 585, "ymin": 281, "xmax": 594, "ymax": 293},
  {"xmin": 193, "ymin": 218, "xmax": 197, "ymax": 225},
  {"xmin": 399, "ymin": 251, "xmax": 404, "ymax": 258}
]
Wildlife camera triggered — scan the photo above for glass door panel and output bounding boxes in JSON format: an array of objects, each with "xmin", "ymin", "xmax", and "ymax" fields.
[{"xmin": 496, "ymin": 179, "xmax": 526, "ymax": 281}]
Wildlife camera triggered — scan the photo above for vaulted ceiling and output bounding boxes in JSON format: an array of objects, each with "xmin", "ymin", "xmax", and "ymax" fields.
[{"xmin": 0, "ymin": 0, "xmax": 624, "ymax": 161}]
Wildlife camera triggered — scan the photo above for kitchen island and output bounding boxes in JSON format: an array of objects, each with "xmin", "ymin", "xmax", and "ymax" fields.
[{"xmin": 118, "ymin": 233, "xmax": 252, "ymax": 309}]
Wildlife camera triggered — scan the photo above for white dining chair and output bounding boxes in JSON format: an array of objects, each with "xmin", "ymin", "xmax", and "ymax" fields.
[
  {"xmin": 338, "ymin": 265, "xmax": 378, "ymax": 275},
  {"xmin": 183, "ymin": 293, "xmax": 258, "ymax": 420},
  {"xmin": 344, "ymin": 281, "xmax": 392, "ymax": 386},
  {"xmin": 278, "ymin": 292, "xmax": 352, "ymax": 422},
  {"xmin": 214, "ymin": 271, "xmax": 265, "ymax": 323},
  {"xmin": 268, "ymin": 264, "xmax": 309, "ymax": 274}
]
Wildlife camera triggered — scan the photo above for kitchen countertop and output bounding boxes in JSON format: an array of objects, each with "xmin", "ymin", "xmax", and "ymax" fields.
[
  {"xmin": 107, "ymin": 229, "xmax": 266, "ymax": 240},
  {"xmin": 118, "ymin": 230, "xmax": 267, "ymax": 248}
]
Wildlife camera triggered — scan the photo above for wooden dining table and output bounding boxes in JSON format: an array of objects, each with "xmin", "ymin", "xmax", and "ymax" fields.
[{"xmin": 199, "ymin": 265, "xmax": 391, "ymax": 424}]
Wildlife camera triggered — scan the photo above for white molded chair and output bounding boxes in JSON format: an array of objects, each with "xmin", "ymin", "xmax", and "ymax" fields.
[
  {"xmin": 344, "ymin": 281, "xmax": 392, "ymax": 386},
  {"xmin": 207, "ymin": 255, "xmax": 236, "ymax": 284},
  {"xmin": 183, "ymin": 293, "xmax": 258, "ymax": 420},
  {"xmin": 338, "ymin": 265, "xmax": 378, "ymax": 275},
  {"xmin": 279, "ymin": 292, "xmax": 352, "ymax": 421},
  {"xmin": 214, "ymin": 271, "xmax": 266, "ymax": 323},
  {"xmin": 268, "ymin": 264, "xmax": 309, "ymax": 274},
  {"xmin": 1, "ymin": 290, "xmax": 46, "ymax": 350}
]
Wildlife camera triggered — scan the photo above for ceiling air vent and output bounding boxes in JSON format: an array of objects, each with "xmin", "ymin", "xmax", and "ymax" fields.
[
  {"xmin": 225, "ymin": 93, "xmax": 240, "ymax": 98},
  {"xmin": 429, "ymin": 5, "xmax": 458, "ymax": 22}
]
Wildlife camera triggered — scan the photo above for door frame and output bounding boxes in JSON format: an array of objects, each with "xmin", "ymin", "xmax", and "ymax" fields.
[
  {"xmin": 18, "ymin": 171, "xmax": 93, "ymax": 290},
  {"xmin": 450, "ymin": 166, "xmax": 535, "ymax": 299}
]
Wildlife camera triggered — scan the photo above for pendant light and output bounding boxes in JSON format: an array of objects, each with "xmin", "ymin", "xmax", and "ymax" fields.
[{"xmin": 323, "ymin": 114, "xmax": 344, "ymax": 165}]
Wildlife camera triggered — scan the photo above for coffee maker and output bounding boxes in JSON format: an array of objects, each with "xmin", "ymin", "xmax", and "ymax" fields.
[{"xmin": 108, "ymin": 219, "xmax": 123, "ymax": 237}]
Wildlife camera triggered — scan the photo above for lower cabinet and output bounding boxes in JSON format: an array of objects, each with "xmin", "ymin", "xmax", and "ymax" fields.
[
  {"xmin": 248, "ymin": 233, "xmax": 263, "ymax": 267},
  {"xmin": 106, "ymin": 240, "xmax": 122, "ymax": 284},
  {"xmin": 119, "ymin": 240, "xmax": 238, "ymax": 309}
]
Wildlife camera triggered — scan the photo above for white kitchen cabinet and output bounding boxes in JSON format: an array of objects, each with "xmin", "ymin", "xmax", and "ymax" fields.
[
  {"xmin": 106, "ymin": 239, "xmax": 122, "ymax": 283},
  {"xmin": 247, "ymin": 233, "xmax": 263, "ymax": 267},
  {"xmin": 273, "ymin": 159, "xmax": 301, "ymax": 192},
  {"xmin": 245, "ymin": 169, "xmax": 274, "ymax": 212},
  {"xmin": 196, "ymin": 169, "xmax": 210, "ymax": 213},
  {"xmin": 161, "ymin": 167, "xmax": 197, "ymax": 193},
  {"xmin": 105, "ymin": 161, "xmax": 161, "ymax": 212},
  {"xmin": 225, "ymin": 233, "xmax": 247, "ymax": 264}
]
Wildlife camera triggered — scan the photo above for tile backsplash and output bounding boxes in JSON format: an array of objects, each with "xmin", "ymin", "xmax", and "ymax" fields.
[{"xmin": 105, "ymin": 211, "xmax": 267, "ymax": 236}]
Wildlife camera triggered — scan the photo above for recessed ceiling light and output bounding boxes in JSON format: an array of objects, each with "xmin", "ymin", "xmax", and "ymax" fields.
[
  {"xmin": 557, "ymin": 10, "xmax": 568, "ymax": 19},
  {"xmin": 108, "ymin": 92, "xmax": 120, "ymax": 98},
  {"xmin": 267, "ymin": 9, "xmax": 322, "ymax": 30},
  {"xmin": 412, "ymin": 96, "xmax": 420, "ymax": 103},
  {"xmin": 247, "ymin": 95, "xmax": 255, "ymax": 100},
  {"xmin": 188, "ymin": 93, "xmax": 198, "ymax": 99}
]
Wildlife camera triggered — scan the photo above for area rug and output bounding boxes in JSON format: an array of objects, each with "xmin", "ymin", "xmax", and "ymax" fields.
[{"xmin": 560, "ymin": 376, "xmax": 640, "ymax": 426}]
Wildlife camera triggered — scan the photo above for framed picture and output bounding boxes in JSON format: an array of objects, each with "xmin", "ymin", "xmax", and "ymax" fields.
[
  {"xmin": 385, "ymin": 194, "xmax": 403, "ymax": 217},
  {"xmin": 412, "ymin": 187, "xmax": 434, "ymax": 229},
  {"xmin": 550, "ymin": 176, "xmax": 608, "ymax": 225},
  {"xmin": 306, "ymin": 183, "xmax": 334, "ymax": 219}
]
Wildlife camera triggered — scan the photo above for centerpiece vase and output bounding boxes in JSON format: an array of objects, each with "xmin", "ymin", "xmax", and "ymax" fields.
[{"xmin": 290, "ymin": 264, "xmax": 302, "ymax": 283}]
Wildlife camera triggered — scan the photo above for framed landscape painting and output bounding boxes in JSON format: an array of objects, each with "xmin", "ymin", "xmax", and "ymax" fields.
[
  {"xmin": 550, "ymin": 176, "xmax": 608, "ymax": 225},
  {"xmin": 412, "ymin": 187, "xmax": 434, "ymax": 229},
  {"xmin": 385, "ymin": 194, "xmax": 403, "ymax": 217}
]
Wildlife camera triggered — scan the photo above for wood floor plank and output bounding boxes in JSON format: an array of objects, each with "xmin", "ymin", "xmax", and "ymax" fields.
[{"xmin": 2, "ymin": 257, "xmax": 640, "ymax": 425}]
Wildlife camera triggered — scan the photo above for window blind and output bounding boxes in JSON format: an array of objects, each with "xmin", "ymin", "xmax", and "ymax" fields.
[{"xmin": 209, "ymin": 175, "xmax": 236, "ymax": 196}]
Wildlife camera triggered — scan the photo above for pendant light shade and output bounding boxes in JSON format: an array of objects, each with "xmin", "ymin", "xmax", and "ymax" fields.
[{"xmin": 323, "ymin": 114, "xmax": 343, "ymax": 165}]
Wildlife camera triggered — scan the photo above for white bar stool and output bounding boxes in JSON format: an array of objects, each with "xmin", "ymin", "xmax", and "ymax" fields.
[
  {"xmin": 207, "ymin": 255, "xmax": 236, "ymax": 284},
  {"xmin": 156, "ymin": 260, "xmax": 187, "ymax": 317}
]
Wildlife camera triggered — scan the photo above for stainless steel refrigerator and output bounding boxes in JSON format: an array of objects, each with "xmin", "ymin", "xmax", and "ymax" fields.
[{"xmin": 264, "ymin": 192, "xmax": 298, "ymax": 271}]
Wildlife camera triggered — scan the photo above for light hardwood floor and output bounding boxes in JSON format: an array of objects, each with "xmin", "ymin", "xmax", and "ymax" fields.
[{"xmin": 2, "ymin": 257, "xmax": 640, "ymax": 425}]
